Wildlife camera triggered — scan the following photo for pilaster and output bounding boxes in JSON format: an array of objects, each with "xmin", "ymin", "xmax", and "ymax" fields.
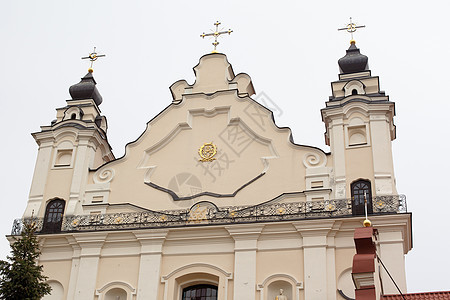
[
  {"xmin": 326, "ymin": 234, "xmax": 338, "ymax": 300},
  {"xmin": 66, "ymin": 133, "xmax": 98, "ymax": 215},
  {"xmin": 226, "ymin": 224, "xmax": 264, "ymax": 300},
  {"xmin": 25, "ymin": 135, "xmax": 54, "ymax": 217},
  {"xmin": 134, "ymin": 230, "xmax": 169, "ymax": 300},
  {"xmin": 377, "ymin": 230, "xmax": 406, "ymax": 294},
  {"xmin": 329, "ymin": 118, "xmax": 347, "ymax": 199},
  {"xmin": 66, "ymin": 236, "xmax": 81, "ymax": 300},
  {"xmin": 71, "ymin": 233, "xmax": 107, "ymax": 300},
  {"xmin": 294, "ymin": 220, "xmax": 336, "ymax": 300},
  {"xmin": 369, "ymin": 113, "xmax": 395, "ymax": 195}
]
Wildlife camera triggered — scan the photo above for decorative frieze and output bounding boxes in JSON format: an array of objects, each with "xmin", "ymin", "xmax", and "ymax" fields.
[{"xmin": 11, "ymin": 195, "xmax": 406, "ymax": 235}]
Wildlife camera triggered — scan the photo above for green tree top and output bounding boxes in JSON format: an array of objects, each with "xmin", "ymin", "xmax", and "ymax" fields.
[{"xmin": 0, "ymin": 221, "xmax": 51, "ymax": 300}]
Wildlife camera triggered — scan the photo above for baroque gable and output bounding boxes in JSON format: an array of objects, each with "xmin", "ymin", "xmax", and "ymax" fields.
[{"xmin": 86, "ymin": 54, "xmax": 330, "ymax": 212}]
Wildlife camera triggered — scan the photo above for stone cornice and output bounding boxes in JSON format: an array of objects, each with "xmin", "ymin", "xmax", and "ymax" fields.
[
  {"xmin": 225, "ymin": 224, "xmax": 264, "ymax": 251},
  {"xmin": 134, "ymin": 229, "xmax": 169, "ymax": 254},
  {"xmin": 225, "ymin": 224, "xmax": 264, "ymax": 240},
  {"xmin": 72, "ymin": 232, "xmax": 108, "ymax": 244},
  {"xmin": 64, "ymin": 98, "xmax": 101, "ymax": 114},
  {"xmin": 31, "ymin": 131, "xmax": 55, "ymax": 146},
  {"xmin": 322, "ymin": 101, "xmax": 395, "ymax": 121},
  {"xmin": 32, "ymin": 123, "xmax": 113, "ymax": 162},
  {"xmin": 293, "ymin": 219, "xmax": 336, "ymax": 236},
  {"xmin": 134, "ymin": 229, "xmax": 169, "ymax": 241}
]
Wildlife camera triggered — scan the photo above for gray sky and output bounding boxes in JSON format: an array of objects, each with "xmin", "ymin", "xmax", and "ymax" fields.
[{"xmin": 1, "ymin": 0, "xmax": 449, "ymax": 294}]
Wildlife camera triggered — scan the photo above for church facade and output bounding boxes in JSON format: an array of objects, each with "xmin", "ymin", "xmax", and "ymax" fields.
[{"xmin": 10, "ymin": 41, "xmax": 411, "ymax": 300}]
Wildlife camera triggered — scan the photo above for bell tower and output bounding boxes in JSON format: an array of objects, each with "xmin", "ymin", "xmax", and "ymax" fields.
[
  {"xmin": 321, "ymin": 41, "xmax": 397, "ymax": 200},
  {"xmin": 24, "ymin": 69, "xmax": 114, "ymax": 219}
]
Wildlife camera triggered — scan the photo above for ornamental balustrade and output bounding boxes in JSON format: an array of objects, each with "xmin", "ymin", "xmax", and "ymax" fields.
[{"xmin": 11, "ymin": 195, "xmax": 407, "ymax": 235}]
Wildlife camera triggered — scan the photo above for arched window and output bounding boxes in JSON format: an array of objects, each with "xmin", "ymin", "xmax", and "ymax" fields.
[
  {"xmin": 42, "ymin": 199, "xmax": 65, "ymax": 233},
  {"xmin": 351, "ymin": 180, "xmax": 373, "ymax": 216},
  {"xmin": 182, "ymin": 284, "xmax": 217, "ymax": 300}
]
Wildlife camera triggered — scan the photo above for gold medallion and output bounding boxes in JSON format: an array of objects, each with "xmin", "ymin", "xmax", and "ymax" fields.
[{"xmin": 198, "ymin": 142, "xmax": 217, "ymax": 162}]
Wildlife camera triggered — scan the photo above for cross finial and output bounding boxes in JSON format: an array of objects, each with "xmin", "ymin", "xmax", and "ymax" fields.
[
  {"xmin": 338, "ymin": 17, "xmax": 365, "ymax": 44},
  {"xmin": 200, "ymin": 21, "xmax": 233, "ymax": 53},
  {"xmin": 81, "ymin": 47, "xmax": 106, "ymax": 73}
]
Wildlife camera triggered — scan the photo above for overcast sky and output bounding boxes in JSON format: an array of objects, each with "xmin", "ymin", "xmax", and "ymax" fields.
[{"xmin": 1, "ymin": 0, "xmax": 449, "ymax": 294}]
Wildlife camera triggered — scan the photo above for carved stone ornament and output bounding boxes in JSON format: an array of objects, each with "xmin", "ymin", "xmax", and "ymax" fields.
[
  {"xmin": 93, "ymin": 167, "xmax": 115, "ymax": 184},
  {"xmin": 302, "ymin": 152, "xmax": 327, "ymax": 168},
  {"xmin": 198, "ymin": 142, "xmax": 217, "ymax": 162}
]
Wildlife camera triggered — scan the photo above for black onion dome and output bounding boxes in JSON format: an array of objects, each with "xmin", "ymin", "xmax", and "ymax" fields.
[
  {"xmin": 338, "ymin": 42, "xmax": 368, "ymax": 74},
  {"xmin": 69, "ymin": 71, "xmax": 103, "ymax": 106}
]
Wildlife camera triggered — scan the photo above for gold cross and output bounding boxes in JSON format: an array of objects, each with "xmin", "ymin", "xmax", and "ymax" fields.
[
  {"xmin": 81, "ymin": 47, "xmax": 106, "ymax": 73},
  {"xmin": 338, "ymin": 17, "xmax": 365, "ymax": 43},
  {"xmin": 200, "ymin": 21, "xmax": 233, "ymax": 53}
]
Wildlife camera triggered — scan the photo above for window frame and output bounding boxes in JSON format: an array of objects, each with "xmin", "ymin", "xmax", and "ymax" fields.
[
  {"xmin": 350, "ymin": 180, "xmax": 373, "ymax": 216},
  {"xmin": 181, "ymin": 284, "xmax": 218, "ymax": 300},
  {"xmin": 42, "ymin": 199, "xmax": 66, "ymax": 233}
]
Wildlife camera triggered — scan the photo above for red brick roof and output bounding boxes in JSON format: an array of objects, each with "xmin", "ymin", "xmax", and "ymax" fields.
[{"xmin": 382, "ymin": 291, "xmax": 450, "ymax": 300}]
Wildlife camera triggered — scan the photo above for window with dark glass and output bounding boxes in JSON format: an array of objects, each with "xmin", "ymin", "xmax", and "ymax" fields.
[
  {"xmin": 351, "ymin": 180, "xmax": 373, "ymax": 216},
  {"xmin": 182, "ymin": 284, "xmax": 217, "ymax": 300},
  {"xmin": 42, "ymin": 199, "xmax": 65, "ymax": 233}
]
